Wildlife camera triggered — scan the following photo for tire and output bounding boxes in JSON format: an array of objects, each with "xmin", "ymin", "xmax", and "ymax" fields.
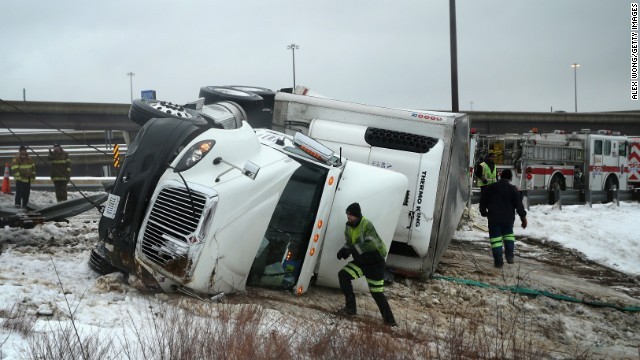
[
  {"xmin": 549, "ymin": 173, "xmax": 566, "ymax": 191},
  {"xmin": 199, "ymin": 86, "xmax": 270, "ymax": 129},
  {"xmin": 225, "ymin": 85, "xmax": 276, "ymax": 109},
  {"xmin": 605, "ymin": 175, "xmax": 619, "ymax": 203},
  {"xmin": 89, "ymin": 243, "xmax": 119, "ymax": 275},
  {"xmin": 199, "ymin": 86, "xmax": 264, "ymax": 106},
  {"xmin": 129, "ymin": 99, "xmax": 207, "ymax": 127}
]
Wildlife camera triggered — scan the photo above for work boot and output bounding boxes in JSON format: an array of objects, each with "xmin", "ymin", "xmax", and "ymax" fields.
[
  {"xmin": 506, "ymin": 257, "xmax": 514, "ymax": 264},
  {"xmin": 372, "ymin": 292, "xmax": 396, "ymax": 326},
  {"xmin": 336, "ymin": 307, "xmax": 356, "ymax": 317}
]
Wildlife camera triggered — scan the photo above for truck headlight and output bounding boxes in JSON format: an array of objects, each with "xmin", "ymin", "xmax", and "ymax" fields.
[{"xmin": 174, "ymin": 140, "xmax": 215, "ymax": 172}]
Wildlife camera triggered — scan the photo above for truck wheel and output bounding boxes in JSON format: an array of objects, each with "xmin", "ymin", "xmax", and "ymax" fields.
[
  {"xmin": 225, "ymin": 85, "xmax": 276, "ymax": 109},
  {"xmin": 199, "ymin": 86, "xmax": 270, "ymax": 128},
  {"xmin": 199, "ymin": 86, "xmax": 264, "ymax": 106},
  {"xmin": 549, "ymin": 173, "xmax": 566, "ymax": 191},
  {"xmin": 89, "ymin": 243, "xmax": 119, "ymax": 275},
  {"xmin": 129, "ymin": 99, "xmax": 207, "ymax": 127}
]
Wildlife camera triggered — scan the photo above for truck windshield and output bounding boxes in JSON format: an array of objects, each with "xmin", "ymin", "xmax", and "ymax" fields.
[{"xmin": 247, "ymin": 159, "xmax": 328, "ymax": 290}]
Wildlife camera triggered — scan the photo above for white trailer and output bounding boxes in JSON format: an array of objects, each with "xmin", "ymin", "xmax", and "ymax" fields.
[{"xmin": 272, "ymin": 89, "xmax": 470, "ymax": 277}]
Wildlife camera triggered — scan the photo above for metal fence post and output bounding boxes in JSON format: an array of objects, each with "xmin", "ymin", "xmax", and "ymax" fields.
[
  {"xmin": 613, "ymin": 185, "xmax": 619, "ymax": 207},
  {"xmin": 522, "ymin": 190, "xmax": 529, "ymax": 211},
  {"xmin": 585, "ymin": 189, "xmax": 592, "ymax": 208}
]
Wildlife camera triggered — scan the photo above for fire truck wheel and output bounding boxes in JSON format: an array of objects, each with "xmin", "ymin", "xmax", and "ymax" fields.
[
  {"xmin": 605, "ymin": 176, "xmax": 619, "ymax": 202},
  {"xmin": 129, "ymin": 99, "xmax": 207, "ymax": 127},
  {"xmin": 549, "ymin": 174, "xmax": 566, "ymax": 191}
]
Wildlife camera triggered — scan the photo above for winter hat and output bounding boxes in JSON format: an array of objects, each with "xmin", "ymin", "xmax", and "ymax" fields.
[
  {"xmin": 501, "ymin": 168, "xmax": 513, "ymax": 180},
  {"xmin": 346, "ymin": 202, "xmax": 362, "ymax": 218}
]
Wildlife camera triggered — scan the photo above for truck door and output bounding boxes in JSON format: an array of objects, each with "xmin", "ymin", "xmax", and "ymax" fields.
[
  {"xmin": 590, "ymin": 138, "xmax": 604, "ymax": 191},
  {"xmin": 292, "ymin": 166, "xmax": 343, "ymax": 295},
  {"xmin": 617, "ymin": 140, "xmax": 628, "ymax": 189},
  {"xmin": 247, "ymin": 160, "xmax": 329, "ymax": 292}
]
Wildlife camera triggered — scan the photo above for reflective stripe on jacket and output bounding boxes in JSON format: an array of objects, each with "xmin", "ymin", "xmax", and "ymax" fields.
[
  {"xmin": 478, "ymin": 162, "xmax": 497, "ymax": 187},
  {"xmin": 11, "ymin": 155, "xmax": 36, "ymax": 183}
]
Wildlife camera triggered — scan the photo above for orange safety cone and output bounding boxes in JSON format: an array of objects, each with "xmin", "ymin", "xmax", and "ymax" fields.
[{"xmin": 2, "ymin": 163, "xmax": 12, "ymax": 194}]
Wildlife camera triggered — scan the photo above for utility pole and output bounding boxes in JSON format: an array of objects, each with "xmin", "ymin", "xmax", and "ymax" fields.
[
  {"xmin": 449, "ymin": 0, "xmax": 459, "ymax": 112},
  {"xmin": 287, "ymin": 44, "xmax": 299, "ymax": 90},
  {"xmin": 127, "ymin": 72, "xmax": 135, "ymax": 102},
  {"xmin": 571, "ymin": 63, "xmax": 580, "ymax": 113}
]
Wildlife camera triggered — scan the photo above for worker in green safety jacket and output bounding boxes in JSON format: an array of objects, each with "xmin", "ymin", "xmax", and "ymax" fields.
[
  {"xmin": 475, "ymin": 152, "xmax": 497, "ymax": 192},
  {"xmin": 11, "ymin": 145, "xmax": 36, "ymax": 208},
  {"xmin": 47, "ymin": 144, "xmax": 71, "ymax": 202},
  {"xmin": 336, "ymin": 202, "xmax": 397, "ymax": 326}
]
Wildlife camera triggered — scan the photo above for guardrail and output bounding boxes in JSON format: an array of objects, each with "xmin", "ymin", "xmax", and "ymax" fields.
[
  {"xmin": 470, "ymin": 188, "xmax": 640, "ymax": 208},
  {"xmin": 3, "ymin": 177, "xmax": 115, "ymax": 193}
]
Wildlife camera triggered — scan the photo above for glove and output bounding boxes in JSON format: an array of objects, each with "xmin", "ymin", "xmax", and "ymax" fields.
[
  {"xmin": 521, "ymin": 217, "xmax": 528, "ymax": 229},
  {"xmin": 481, "ymin": 176, "xmax": 488, "ymax": 183},
  {"xmin": 337, "ymin": 247, "xmax": 350, "ymax": 260},
  {"xmin": 480, "ymin": 210, "xmax": 488, "ymax": 217}
]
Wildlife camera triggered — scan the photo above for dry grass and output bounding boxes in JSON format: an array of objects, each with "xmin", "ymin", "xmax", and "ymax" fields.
[
  {"xmin": 15, "ymin": 295, "xmax": 614, "ymax": 359},
  {"xmin": 10, "ymin": 258, "xmax": 606, "ymax": 359}
]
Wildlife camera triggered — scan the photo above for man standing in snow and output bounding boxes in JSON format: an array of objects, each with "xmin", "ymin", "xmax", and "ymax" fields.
[
  {"xmin": 479, "ymin": 168, "xmax": 527, "ymax": 268},
  {"xmin": 336, "ymin": 202, "xmax": 397, "ymax": 326},
  {"xmin": 11, "ymin": 145, "xmax": 36, "ymax": 208},
  {"xmin": 475, "ymin": 152, "xmax": 497, "ymax": 192},
  {"xmin": 47, "ymin": 144, "xmax": 71, "ymax": 202}
]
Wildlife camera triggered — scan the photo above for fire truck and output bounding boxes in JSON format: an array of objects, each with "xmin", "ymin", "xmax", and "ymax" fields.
[
  {"xmin": 629, "ymin": 137, "xmax": 640, "ymax": 189},
  {"xmin": 475, "ymin": 130, "xmax": 630, "ymax": 192}
]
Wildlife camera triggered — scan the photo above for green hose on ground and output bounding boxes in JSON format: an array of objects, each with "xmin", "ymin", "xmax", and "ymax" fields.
[{"xmin": 432, "ymin": 275, "xmax": 640, "ymax": 312}]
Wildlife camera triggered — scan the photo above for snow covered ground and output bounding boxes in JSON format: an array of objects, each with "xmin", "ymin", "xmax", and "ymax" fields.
[
  {"xmin": 0, "ymin": 191, "xmax": 639, "ymax": 359},
  {"xmin": 456, "ymin": 201, "xmax": 640, "ymax": 276}
]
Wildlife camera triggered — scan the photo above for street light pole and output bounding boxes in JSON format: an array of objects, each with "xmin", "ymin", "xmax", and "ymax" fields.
[
  {"xmin": 571, "ymin": 63, "xmax": 580, "ymax": 113},
  {"xmin": 287, "ymin": 44, "xmax": 299, "ymax": 90},
  {"xmin": 127, "ymin": 72, "xmax": 135, "ymax": 102}
]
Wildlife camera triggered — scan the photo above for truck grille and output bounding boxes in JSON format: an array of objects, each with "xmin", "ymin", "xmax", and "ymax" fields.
[{"xmin": 140, "ymin": 187, "xmax": 206, "ymax": 268}]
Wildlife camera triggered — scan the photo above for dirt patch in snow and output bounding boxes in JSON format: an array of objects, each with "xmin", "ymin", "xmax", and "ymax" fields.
[{"xmin": 227, "ymin": 236, "xmax": 640, "ymax": 359}]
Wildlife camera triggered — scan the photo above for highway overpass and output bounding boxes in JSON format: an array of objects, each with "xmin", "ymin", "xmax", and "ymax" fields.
[
  {"xmin": 1, "ymin": 99, "xmax": 639, "ymax": 136},
  {"xmin": 1, "ymin": 99, "xmax": 638, "ymax": 177}
]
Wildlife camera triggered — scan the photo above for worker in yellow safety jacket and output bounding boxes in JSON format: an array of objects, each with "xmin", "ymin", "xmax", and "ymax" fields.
[
  {"xmin": 475, "ymin": 152, "xmax": 497, "ymax": 192},
  {"xmin": 336, "ymin": 202, "xmax": 397, "ymax": 326},
  {"xmin": 11, "ymin": 145, "xmax": 36, "ymax": 208}
]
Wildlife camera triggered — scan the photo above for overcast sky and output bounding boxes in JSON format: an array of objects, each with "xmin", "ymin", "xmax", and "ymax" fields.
[{"xmin": 1, "ymin": 1, "xmax": 637, "ymax": 113}]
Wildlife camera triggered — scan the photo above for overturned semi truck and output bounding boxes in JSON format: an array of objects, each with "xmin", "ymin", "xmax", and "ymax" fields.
[{"xmin": 90, "ymin": 86, "xmax": 469, "ymax": 296}]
